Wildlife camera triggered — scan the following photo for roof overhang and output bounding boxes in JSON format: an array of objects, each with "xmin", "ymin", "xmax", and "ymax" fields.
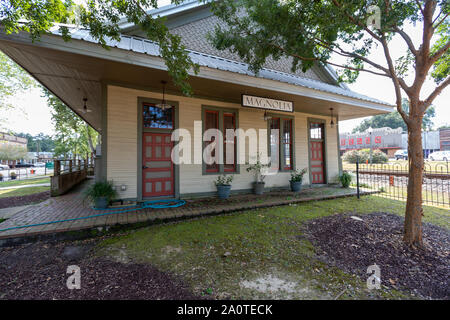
[{"xmin": 0, "ymin": 29, "xmax": 394, "ymax": 132}]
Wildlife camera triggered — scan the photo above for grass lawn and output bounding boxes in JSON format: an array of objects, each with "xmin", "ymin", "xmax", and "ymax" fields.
[
  {"xmin": 0, "ymin": 177, "xmax": 50, "ymax": 188},
  {"xmin": 96, "ymin": 196, "xmax": 449, "ymax": 299},
  {"xmin": 0, "ymin": 186, "xmax": 49, "ymax": 198}
]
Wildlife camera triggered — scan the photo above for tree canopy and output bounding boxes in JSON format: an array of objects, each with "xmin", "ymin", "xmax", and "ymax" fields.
[
  {"xmin": 207, "ymin": 0, "xmax": 449, "ymax": 246},
  {"xmin": 43, "ymin": 89, "xmax": 98, "ymax": 159},
  {"xmin": 14, "ymin": 132, "xmax": 55, "ymax": 152},
  {"xmin": 0, "ymin": 0, "xmax": 198, "ymax": 95},
  {"xmin": 352, "ymin": 99, "xmax": 436, "ymax": 133}
]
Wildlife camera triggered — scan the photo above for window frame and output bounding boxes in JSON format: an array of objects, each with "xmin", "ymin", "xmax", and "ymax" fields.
[
  {"xmin": 267, "ymin": 113, "xmax": 295, "ymax": 173},
  {"xmin": 201, "ymin": 106, "xmax": 239, "ymax": 175},
  {"xmin": 142, "ymin": 102, "xmax": 175, "ymax": 130}
]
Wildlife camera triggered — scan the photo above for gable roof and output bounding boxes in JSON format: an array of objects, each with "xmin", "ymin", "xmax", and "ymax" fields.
[
  {"xmin": 120, "ymin": 1, "xmax": 342, "ymax": 86},
  {"xmin": 51, "ymin": 27, "xmax": 390, "ymax": 107}
]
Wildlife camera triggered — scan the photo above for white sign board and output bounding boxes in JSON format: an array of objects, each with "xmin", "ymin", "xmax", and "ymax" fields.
[{"xmin": 241, "ymin": 94, "xmax": 294, "ymax": 113}]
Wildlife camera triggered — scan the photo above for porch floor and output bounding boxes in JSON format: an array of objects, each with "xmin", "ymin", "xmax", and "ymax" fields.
[{"xmin": 0, "ymin": 178, "xmax": 372, "ymax": 241}]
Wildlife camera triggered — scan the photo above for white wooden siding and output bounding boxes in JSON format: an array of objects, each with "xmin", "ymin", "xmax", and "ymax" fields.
[{"xmin": 106, "ymin": 85, "xmax": 340, "ymax": 198}]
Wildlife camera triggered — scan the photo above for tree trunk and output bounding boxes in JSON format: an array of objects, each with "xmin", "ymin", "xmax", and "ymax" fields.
[
  {"xmin": 85, "ymin": 123, "xmax": 95, "ymax": 154},
  {"xmin": 403, "ymin": 112, "xmax": 424, "ymax": 247}
]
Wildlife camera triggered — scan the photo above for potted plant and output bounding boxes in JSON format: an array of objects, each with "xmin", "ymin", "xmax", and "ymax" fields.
[
  {"xmin": 214, "ymin": 174, "xmax": 234, "ymax": 199},
  {"xmin": 246, "ymin": 156, "xmax": 269, "ymax": 195},
  {"xmin": 290, "ymin": 168, "xmax": 307, "ymax": 192},
  {"xmin": 83, "ymin": 180, "xmax": 117, "ymax": 209},
  {"xmin": 339, "ymin": 171, "xmax": 352, "ymax": 188},
  {"xmin": 10, "ymin": 172, "xmax": 17, "ymax": 180}
]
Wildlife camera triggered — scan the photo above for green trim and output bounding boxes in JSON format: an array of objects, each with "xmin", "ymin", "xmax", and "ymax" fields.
[
  {"xmin": 137, "ymin": 97, "xmax": 180, "ymax": 201},
  {"xmin": 307, "ymin": 117, "xmax": 328, "ymax": 185},
  {"xmin": 336, "ymin": 115, "xmax": 343, "ymax": 176},
  {"xmin": 100, "ymin": 82, "xmax": 108, "ymax": 181},
  {"xmin": 266, "ymin": 112, "xmax": 296, "ymax": 173},
  {"xmin": 201, "ymin": 105, "xmax": 240, "ymax": 176}
]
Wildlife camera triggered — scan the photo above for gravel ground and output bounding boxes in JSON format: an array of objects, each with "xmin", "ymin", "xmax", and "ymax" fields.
[
  {"xmin": 0, "ymin": 238, "xmax": 201, "ymax": 300},
  {"xmin": 0, "ymin": 191, "xmax": 50, "ymax": 209},
  {"xmin": 304, "ymin": 212, "xmax": 450, "ymax": 299}
]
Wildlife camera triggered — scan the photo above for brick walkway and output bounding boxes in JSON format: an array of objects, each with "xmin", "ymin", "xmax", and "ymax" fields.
[{"xmin": 0, "ymin": 178, "xmax": 371, "ymax": 241}]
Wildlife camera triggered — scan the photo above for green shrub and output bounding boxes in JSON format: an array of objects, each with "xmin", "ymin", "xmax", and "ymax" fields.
[
  {"xmin": 83, "ymin": 180, "xmax": 117, "ymax": 203},
  {"xmin": 214, "ymin": 174, "xmax": 234, "ymax": 186},
  {"xmin": 342, "ymin": 149, "xmax": 388, "ymax": 164},
  {"xmin": 290, "ymin": 168, "xmax": 307, "ymax": 182},
  {"xmin": 339, "ymin": 171, "xmax": 352, "ymax": 188}
]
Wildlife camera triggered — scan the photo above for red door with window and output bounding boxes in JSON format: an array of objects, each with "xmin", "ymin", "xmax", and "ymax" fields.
[
  {"xmin": 310, "ymin": 122, "xmax": 325, "ymax": 184},
  {"xmin": 310, "ymin": 141, "xmax": 325, "ymax": 183},
  {"xmin": 142, "ymin": 133, "xmax": 174, "ymax": 197}
]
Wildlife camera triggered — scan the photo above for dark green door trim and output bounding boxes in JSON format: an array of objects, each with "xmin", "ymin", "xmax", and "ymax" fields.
[
  {"xmin": 137, "ymin": 97, "xmax": 180, "ymax": 201},
  {"xmin": 100, "ymin": 82, "xmax": 108, "ymax": 181}
]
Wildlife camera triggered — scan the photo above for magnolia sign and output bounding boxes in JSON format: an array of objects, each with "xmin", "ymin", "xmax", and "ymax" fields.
[{"xmin": 242, "ymin": 94, "xmax": 293, "ymax": 113}]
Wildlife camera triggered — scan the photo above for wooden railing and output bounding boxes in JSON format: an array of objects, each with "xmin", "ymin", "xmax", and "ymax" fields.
[{"xmin": 50, "ymin": 155, "xmax": 94, "ymax": 196}]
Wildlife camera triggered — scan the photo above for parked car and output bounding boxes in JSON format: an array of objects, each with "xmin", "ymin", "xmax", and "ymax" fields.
[
  {"xmin": 0, "ymin": 164, "xmax": 10, "ymax": 170},
  {"xmin": 34, "ymin": 162, "xmax": 46, "ymax": 167},
  {"xmin": 14, "ymin": 162, "xmax": 34, "ymax": 168},
  {"xmin": 394, "ymin": 149, "xmax": 408, "ymax": 160},
  {"xmin": 428, "ymin": 151, "xmax": 450, "ymax": 161}
]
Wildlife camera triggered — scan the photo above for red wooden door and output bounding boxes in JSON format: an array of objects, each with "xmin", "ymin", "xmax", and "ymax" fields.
[
  {"xmin": 142, "ymin": 133, "xmax": 174, "ymax": 197},
  {"xmin": 310, "ymin": 141, "xmax": 325, "ymax": 184}
]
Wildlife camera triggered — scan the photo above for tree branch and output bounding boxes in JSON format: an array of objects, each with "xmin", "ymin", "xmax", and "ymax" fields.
[
  {"xmin": 414, "ymin": 0, "xmax": 425, "ymax": 17},
  {"xmin": 331, "ymin": 0, "xmax": 382, "ymax": 43},
  {"xmin": 430, "ymin": 40, "xmax": 450, "ymax": 64},
  {"xmin": 380, "ymin": 35, "xmax": 410, "ymax": 123},
  {"xmin": 393, "ymin": 26, "xmax": 418, "ymax": 56},
  {"xmin": 432, "ymin": 11, "xmax": 448, "ymax": 29},
  {"xmin": 313, "ymin": 39, "xmax": 391, "ymax": 75},
  {"xmin": 424, "ymin": 76, "xmax": 450, "ymax": 108},
  {"xmin": 269, "ymin": 42, "xmax": 390, "ymax": 77}
]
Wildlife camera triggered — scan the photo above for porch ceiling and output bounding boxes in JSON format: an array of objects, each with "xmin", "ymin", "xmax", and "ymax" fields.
[{"xmin": 0, "ymin": 33, "xmax": 394, "ymax": 132}]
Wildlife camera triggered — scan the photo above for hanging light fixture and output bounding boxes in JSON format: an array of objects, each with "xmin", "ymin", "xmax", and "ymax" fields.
[
  {"xmin": 77, "ymin": 97, "xmax": 92, "ymax": 114},
  {"xmin": 329, "ymin": 108, "xmax": 335, "ymax": 128},
  {"xmin": 156, "ymin": 80, "xmax": 171, "ymax": 110},
  {"xmin": 263, "ymin": 110, "xmax": 272, "ymax": 121}
]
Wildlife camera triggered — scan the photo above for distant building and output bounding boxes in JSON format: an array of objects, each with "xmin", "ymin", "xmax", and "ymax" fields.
[
  {"xmin": 440, "ymin": 128, "xmax": 450, "ymax": 151},
  {"xmin": 0, "ymin": 132, "xmax": 28, "ymax": 166},
  {"xmin": 340, "ymin": 127, "xmax": 441, "ymax": 158},
  {"xmin": 27, "ymin": 152, "xmax": 54, "ymax": 163},
  {"xmin": 340, "ymin": 127, "xmax": 403, "ymax": 158},
  {"xmin": 0, "ymin": 132, "xmax": 27, "ymax": 147}
]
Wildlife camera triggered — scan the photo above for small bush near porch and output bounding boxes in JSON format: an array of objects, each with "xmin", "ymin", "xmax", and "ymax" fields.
[{"xmin": 97, "ymin": 196, "xmax": 449, "ymax": 300}]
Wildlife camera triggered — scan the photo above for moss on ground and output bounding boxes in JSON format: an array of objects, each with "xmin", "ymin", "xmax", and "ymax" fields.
[{"xmin": 96, "ymin": 196, "xmax": 447, "ymax": 299}]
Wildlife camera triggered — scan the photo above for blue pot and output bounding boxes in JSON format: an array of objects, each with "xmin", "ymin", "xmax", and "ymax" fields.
[
  {"xmin": 253, "ymin": 182, "xmax": 265, "ymax": 195},
  {"xmin": 290, "ymin": 181, "xmax": 303, "ymax": 192},
  {"xmin": 217, "ymin": 184, "xmax": 231, "ymax": 199},
  {"xmin": 95, "ymin": 197, "xmax": 109, "ymax": 209}
]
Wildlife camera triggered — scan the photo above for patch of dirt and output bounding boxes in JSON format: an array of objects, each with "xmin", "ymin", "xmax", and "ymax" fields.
[
  {"xmin": 303, "ymin": 212, "xmax": 450, "ymax": 299},
  {"xmin": 0, "ymin": 239, "xmax": 202, "ymax": 300},
  {"xmin": 238, "ymin": 272, "xmax": 325, "ymax": 299},
  {"xmin": 0, "ymin": 191, "xmax": 50, "ymax": 209}
]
